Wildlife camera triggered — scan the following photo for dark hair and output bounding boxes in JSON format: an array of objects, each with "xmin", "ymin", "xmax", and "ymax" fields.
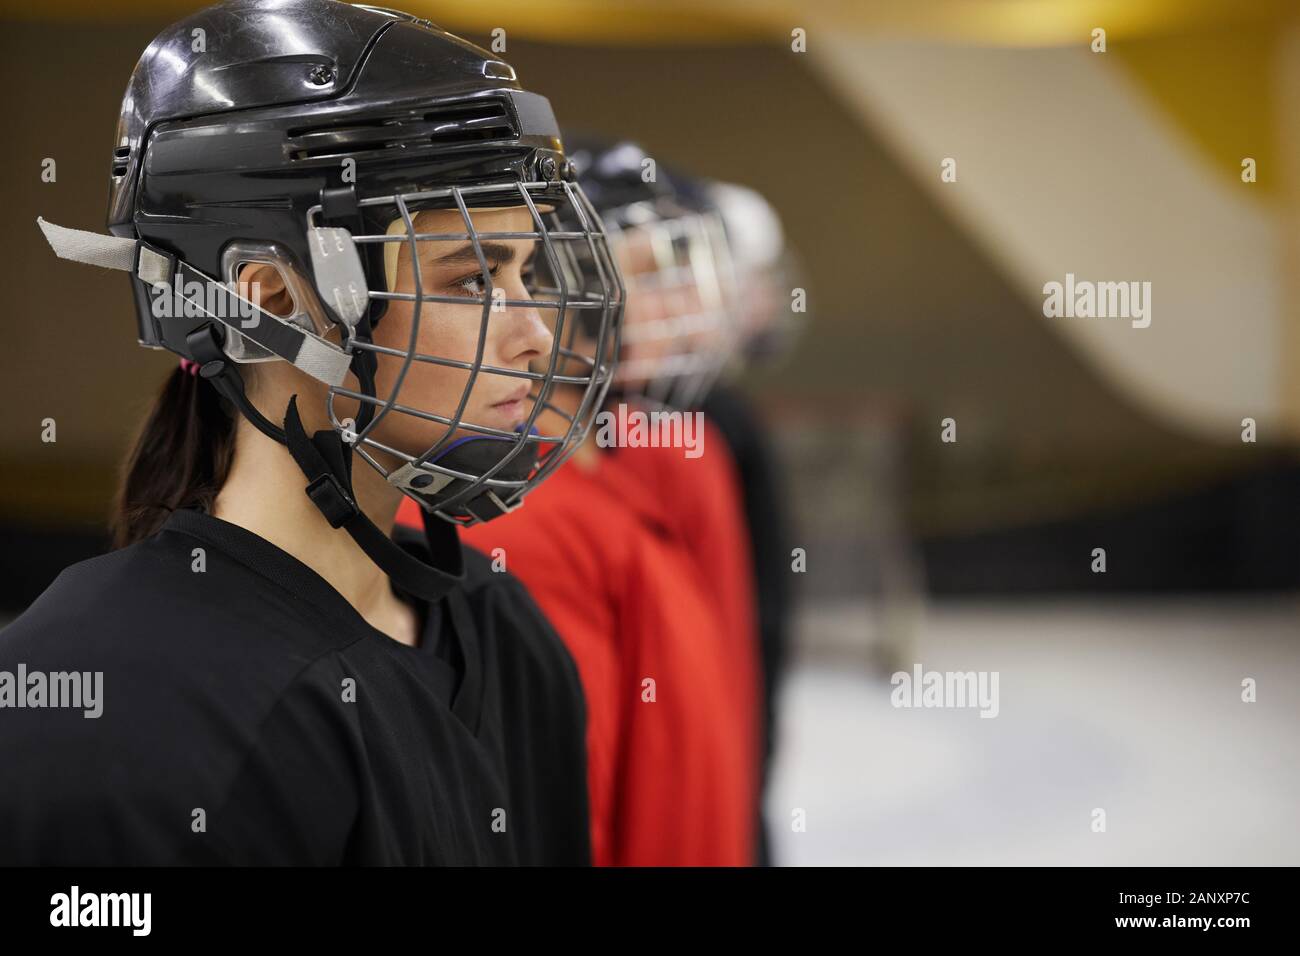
[{"xmin": 111, "ymin": 368, "xmax": 238, "ymax": 547}]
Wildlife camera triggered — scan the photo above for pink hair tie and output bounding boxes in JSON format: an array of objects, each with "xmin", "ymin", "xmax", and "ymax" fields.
[{"xmin": 178, "ymin": 358, "xmax": 201, "ymax": 377}]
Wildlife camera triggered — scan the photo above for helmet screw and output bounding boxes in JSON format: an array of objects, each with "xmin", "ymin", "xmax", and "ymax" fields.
[
  {"xmin": 411, "ymin": 474, "xmax": 435, "ymax": 489},
  {"xmin": 540, "ymin": 156, "xmax": 559, "ymax": 181},
  {"xmin": 307, "ymin": 65, "xmax": 335, "ymax": 86}
]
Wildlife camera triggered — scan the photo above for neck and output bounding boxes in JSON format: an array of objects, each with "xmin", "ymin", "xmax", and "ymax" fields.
[{"xmin": 212, "ymin": 414, "xmax": 405, "ymax": 622}]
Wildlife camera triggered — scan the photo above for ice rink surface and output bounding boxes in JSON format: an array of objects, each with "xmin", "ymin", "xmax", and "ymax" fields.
[{"xmin": 769, "ymin": 597, "xmax": 1300, "ymax": 866}]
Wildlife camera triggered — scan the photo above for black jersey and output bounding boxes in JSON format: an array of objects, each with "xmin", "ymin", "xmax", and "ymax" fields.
[{"xmin": 0, "ymin": 506, "xmax": 590, "ymax": 866}]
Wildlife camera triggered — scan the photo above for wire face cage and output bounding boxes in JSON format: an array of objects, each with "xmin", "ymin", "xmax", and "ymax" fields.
[
  {"xmin": 605, "ymin": 202, "xmax": 740, "ymax": 412},
  {"xmin": 305, "ymin": 179, "xmax": 624, "ymax": 525}
]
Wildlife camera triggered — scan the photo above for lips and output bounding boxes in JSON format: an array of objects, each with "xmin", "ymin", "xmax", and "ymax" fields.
[{"xmin": 491, "ymin": 384, "xmax": 531, "ymax": 408}]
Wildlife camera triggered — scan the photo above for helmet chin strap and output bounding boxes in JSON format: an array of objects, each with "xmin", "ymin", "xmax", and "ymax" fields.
[
  {"xmin": 189, "ymin": 320, "xmax": 525, "ymax": 597},
  {"xmin": 180, "ymin": 318, "xmax": 463, "ymax": 602},
  {"xmin": 280, "ymin": 396, "xmax": 465, "ymax": 603}
]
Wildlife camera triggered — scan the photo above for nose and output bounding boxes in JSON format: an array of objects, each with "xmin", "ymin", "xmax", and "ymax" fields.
[{"xmin": 496, "ymin": 271, "xmax": 554, "ymax": 368}]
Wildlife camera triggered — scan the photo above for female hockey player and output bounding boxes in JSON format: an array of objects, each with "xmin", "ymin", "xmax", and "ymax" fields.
[{"xmin": 0, "ymin": 0, "xmax": 622, "ymax": 866}]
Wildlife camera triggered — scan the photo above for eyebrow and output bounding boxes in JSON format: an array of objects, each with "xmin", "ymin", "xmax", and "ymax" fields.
[{"xmin": 430, "ymin": 241, "xmax": 517, "ymax": 267}]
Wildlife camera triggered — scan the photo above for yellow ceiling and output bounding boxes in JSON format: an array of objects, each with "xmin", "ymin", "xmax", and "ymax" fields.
[
  {"xmin": 3, "ymin": 0, "xmax": 1293, "ymax": 44},
  {"xmin": 1113, "ymin": 27, "xmax": 1279, "ymax": 195}
]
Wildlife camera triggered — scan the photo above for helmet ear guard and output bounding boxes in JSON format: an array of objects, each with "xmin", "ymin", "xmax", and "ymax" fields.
[
  {"xmin": 219, "ymin": 239, "xmax": 345, "ymax": 362},
  {"xmin": 216, "ymin": 225, "xmax": 372, "ymax": 366},
  {"xmin": 36, "ymin": 217, "xmax": 354, "ymax": 388}
]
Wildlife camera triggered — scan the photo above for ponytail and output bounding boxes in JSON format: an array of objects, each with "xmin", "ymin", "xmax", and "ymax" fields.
[{"xmin": 111, "ymin": 367, "xmax": 238, "ymax": 548}]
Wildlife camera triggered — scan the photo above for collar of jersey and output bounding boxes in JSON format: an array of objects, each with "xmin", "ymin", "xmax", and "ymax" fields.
[{"xmin": 160, "ymin": 505, "xmax": 464, "ymax": 633}]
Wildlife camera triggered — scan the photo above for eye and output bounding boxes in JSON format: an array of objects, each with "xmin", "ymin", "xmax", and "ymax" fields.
[{"xmin": 453, "ymin": 265, "xmax": 498, "ymax": 297}]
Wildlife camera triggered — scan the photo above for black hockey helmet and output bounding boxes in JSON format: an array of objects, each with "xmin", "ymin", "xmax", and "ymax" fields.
[{"xmin": 39, "ymin": 0, "xmax": 624, "ymax": 596}]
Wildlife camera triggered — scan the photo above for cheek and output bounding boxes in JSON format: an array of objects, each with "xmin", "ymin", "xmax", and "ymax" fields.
[
  {"xmin": 368, "ymin": 303, "xmax": 459, "ymax": 408},
  {"xmin": 365, "ymin": 300, "xmax": 511, "ymax": 426},
  {"xmin": 373, "ymin": 300, "xmax": 489, "ymax": 365}
]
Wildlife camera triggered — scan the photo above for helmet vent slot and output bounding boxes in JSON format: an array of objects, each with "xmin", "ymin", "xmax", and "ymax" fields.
[
  {"xmin": 286, "ymin": 100, "xmax": 514, "ymax": 161},
  {"xmin": 111, "ymin": 145, "xmax": 131, "ymax": 178}
]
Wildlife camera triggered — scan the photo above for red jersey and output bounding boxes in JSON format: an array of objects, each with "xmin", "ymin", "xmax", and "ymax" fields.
[
  {"xmin": 608, "ymin": 418, "xmax": 760, "ymax": 689},
  {"xmin": 397, "ymin": 437, "xmax": 760, "ymax": 866}
]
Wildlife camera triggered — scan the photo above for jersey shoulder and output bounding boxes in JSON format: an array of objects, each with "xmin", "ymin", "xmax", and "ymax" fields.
[
  {"xmin": 456, "ymin": 543, "xmax": 586, "ymax": 696},
  {"xmin": 0, "ymin": 535, "xmax": 362, "ymax": 865},
  {"xmin": 1, "ymin": 527, "xmax": 357, "ymax": 664}
]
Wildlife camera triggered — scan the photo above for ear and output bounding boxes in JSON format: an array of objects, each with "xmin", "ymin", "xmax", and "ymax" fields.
[{"xmin": 236, "ymin": 261, "xmax": 295, "ymax": 318}]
